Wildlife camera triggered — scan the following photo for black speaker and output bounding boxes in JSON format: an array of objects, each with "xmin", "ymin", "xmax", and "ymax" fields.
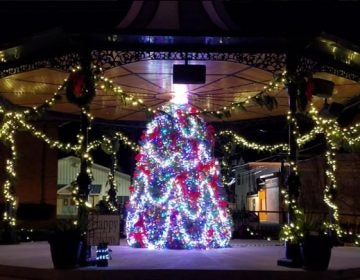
[
  {"xmin": 173, "ymin": 64, "xmax": 206, "ymax": 84},
  {"xmin": 312, "ymin": 78, "xmax": 334, "ymax": 98}
]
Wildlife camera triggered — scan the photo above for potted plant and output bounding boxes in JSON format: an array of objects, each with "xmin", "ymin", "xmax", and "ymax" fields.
[
  {"xmin": 279, "ymin": 221, "xmax": 303, "ymax": 266},
  {"xmin": 299, "ymin": 214, "xmax": 334, "ymax": 271},
  {"xmin": 48, "ymin": 219, "xmax": 83, "ymax": 269},
  {"xmin": 279, "ymin": 211, "xmax": 335, "ymax": 270}
]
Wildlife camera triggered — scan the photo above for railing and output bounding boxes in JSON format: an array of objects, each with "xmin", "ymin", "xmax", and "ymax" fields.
[{"xmin": 231, "ymin": 210, "xmax": 360, "ymax": 240}]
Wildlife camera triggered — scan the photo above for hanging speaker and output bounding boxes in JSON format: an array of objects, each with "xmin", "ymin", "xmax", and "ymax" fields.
[
  {"xmin": 173, "ymin": 64, "xmax": 206, "ymax": 84},
  {"xmin": 312, "ymin": 78, "xmax": 335, "ymax": 98}
]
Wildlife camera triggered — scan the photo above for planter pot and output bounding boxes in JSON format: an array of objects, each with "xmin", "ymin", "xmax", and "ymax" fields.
[
  {"xmin": 285, "ymin": 242, "xmax": 303, "ymax": 266},
  {"xmin": 48, "ymin": 231, "xmax": 82, "ymax": 269},
  {"xmin": 301, "ymin": 235, "xmax": 333, "ymax": 271}
]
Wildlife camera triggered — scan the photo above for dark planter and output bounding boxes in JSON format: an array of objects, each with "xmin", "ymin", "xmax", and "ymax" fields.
[
  {"xmin": 285, "ymin": 242, "xmax": 303, "ymax": 266},
  {"xmin": 48, "ymin": 230, "xmax": 82, "ymax": 269},
  {"xmin": 301, "ymin": 235, "xmax": 333, "ymax": 271}
]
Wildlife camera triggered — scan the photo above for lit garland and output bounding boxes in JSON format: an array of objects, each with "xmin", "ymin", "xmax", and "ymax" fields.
[
  {"xmin": 114, "ymin": 132, "xmax": 140, "ymax": 152},
  {"xmin": 100, "ymin": 136, "xmax": 119, "ymax": 213},
  {"xmin": 105, "ymin": 172, "xmax": 118, "ymax": 213},
  {"xmin": 11, "ymin": 113, "xmax": 76, "ymax": 152},
  {"xmin": 126, "ymin": 103, "xmax": 233, "ymax": 249},
  {"xmin": 0, "ymin": 114, "xmax": 18, "ymax": 226},
  {"xmin": 72, "ymin": 107, "xmax": 94, "ymax": 211},
  {"xmin": 25, "ymin": 88, "xmax": 63, "ymax": 118},
  {"xmin": 296, "ymin": 126, "xmax": 323, "ymax": 147},
  {"xmin": 88, "ymin": 132, "xmax": 140, "ymax": 153},
  {"xmin": 217, "ymin": 130, "xmax": 289, "ymax": 153},
  {"xmin": 279, "ymin": 162, "xmax": 305, "ymax": 243},
  {"xmin": 0, "ymin": 51, "xmax": 6, "ymax": 63},
  {"xmin": 278, "ymin": 109, "xmax": 306, "ymax": 244},
  {"xmin": 308, "ymin": 104, "xmax": 342, "ymax": 235}
]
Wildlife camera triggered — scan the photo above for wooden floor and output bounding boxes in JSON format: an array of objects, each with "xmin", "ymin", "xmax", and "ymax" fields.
[{"xmin": 0, "ymin": 240, "xmax": 359, "ymax": 280}]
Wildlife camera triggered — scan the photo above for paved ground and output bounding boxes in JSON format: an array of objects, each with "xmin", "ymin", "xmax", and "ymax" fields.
[{"xmin": 0, "ymin": 239, "xmax": 359, "ymax": 279}]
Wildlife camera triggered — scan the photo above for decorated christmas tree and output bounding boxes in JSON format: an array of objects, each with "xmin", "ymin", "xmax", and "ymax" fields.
[{"xmin": 126, "ymin": 90, "xmax": 232, "ymax": 249}]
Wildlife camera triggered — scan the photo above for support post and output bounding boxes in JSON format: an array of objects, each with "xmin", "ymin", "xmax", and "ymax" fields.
[
  {"xmin": 108, "ymin": 139, "xmax": 119, "ymax": 209},
  {"xmin": 76, "ymin": 44, "xmax": 95, "ymax": 266},
  {"xmin": 277, "ymin": 51, "xmax": 302, "ymax": 268}
]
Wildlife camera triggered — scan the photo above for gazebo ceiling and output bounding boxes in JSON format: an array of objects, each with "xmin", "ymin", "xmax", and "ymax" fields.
[
  {"xmin": 1, "ymin": 60, "xmax": 360, "ymax": 123},
  {"xmin": 1, "ymin": 1, "xmax": 360, "ymax": 124}
]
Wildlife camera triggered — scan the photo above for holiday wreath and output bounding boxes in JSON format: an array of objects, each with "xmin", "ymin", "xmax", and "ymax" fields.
[{"xmin": 66, "ymin": 70, "xmax": 95, "ymax": 107}]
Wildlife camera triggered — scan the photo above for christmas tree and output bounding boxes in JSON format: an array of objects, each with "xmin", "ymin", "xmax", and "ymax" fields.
[{"xmin": 126, "ymin": 100, "xmax": 233, "ymax": 249}]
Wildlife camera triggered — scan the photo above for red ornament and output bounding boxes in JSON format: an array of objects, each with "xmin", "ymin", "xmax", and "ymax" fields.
[
  {"xmin": 129, "ymin": 185, "xmax": 135, "ymax": 194},
  {"xmin": 176, "ymin": 109, "xmax": 187, "ymax": 126},
  {"xmin": 207, "ymin": 228, "xmax": 214, "ymax": 237},
  {"xmin": 140, "ymin": 131, "xmax": 147, "ymax": 141},
  {"xmin": 133, "ymin": 232, "xmax": 145, "ymax": 247},
  {"xmin": 189, "ymin": 106, "xmax": 198, "ymax": 114},
  {"xmin": 138, "ymin": 165, "xmax": 150, "ymax": 177},
  {"xmin": 134, "ymin": 215, "xmax": 144, "ymax": 227},
  {"xmin": 148, "ymin": 127, "xmax": 160, "ymax": 140},
  {"xmin": 190, "ymin": 139, "xmax": 198, "ymax": 155},
  {"xmin": 218, "ymin": 200, "xmax": 228, "ymax": 208},
  {"xmin": 196, "ymin": 162, "xmax": 209, "ymax": 173},
  {"xmin": 135, "ymin": 153, "xmax": 143, "ymax": 161},
  {"xmin": 170, "ymin": 132, "xmax": 178, "ymax": 148},
  {"xmin": 189, "ymin": 191, "xmax": 201, "ymax": 201},
  {"xmin": 176, "ymin": 172, "xmax": 188, "ymax": 195}
]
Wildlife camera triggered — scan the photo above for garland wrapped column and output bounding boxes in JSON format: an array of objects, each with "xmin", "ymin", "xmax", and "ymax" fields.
[
  {"xmin": 0, "ymin": 124, "xmax": 18, "ymax": 243},
  {"xmin": 278, "ymin": 52, "xmax": 302, "ymax": 268},
  {"xmin": 108, "ymin": 139, "xmax": 119, "ymax": 210},
  {"xmin": 67, "ymin": 45, "xmax": 96, "ymax": 266}
]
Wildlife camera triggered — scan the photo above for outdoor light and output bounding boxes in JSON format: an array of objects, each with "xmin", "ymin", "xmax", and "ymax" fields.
[
  {"xmin": 171, "ymin": 84, "xmax": 188, "ymax": 105},
  {"xmin": 96, "ymin": 243, "xmax": 110, "ymax": 267}
]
